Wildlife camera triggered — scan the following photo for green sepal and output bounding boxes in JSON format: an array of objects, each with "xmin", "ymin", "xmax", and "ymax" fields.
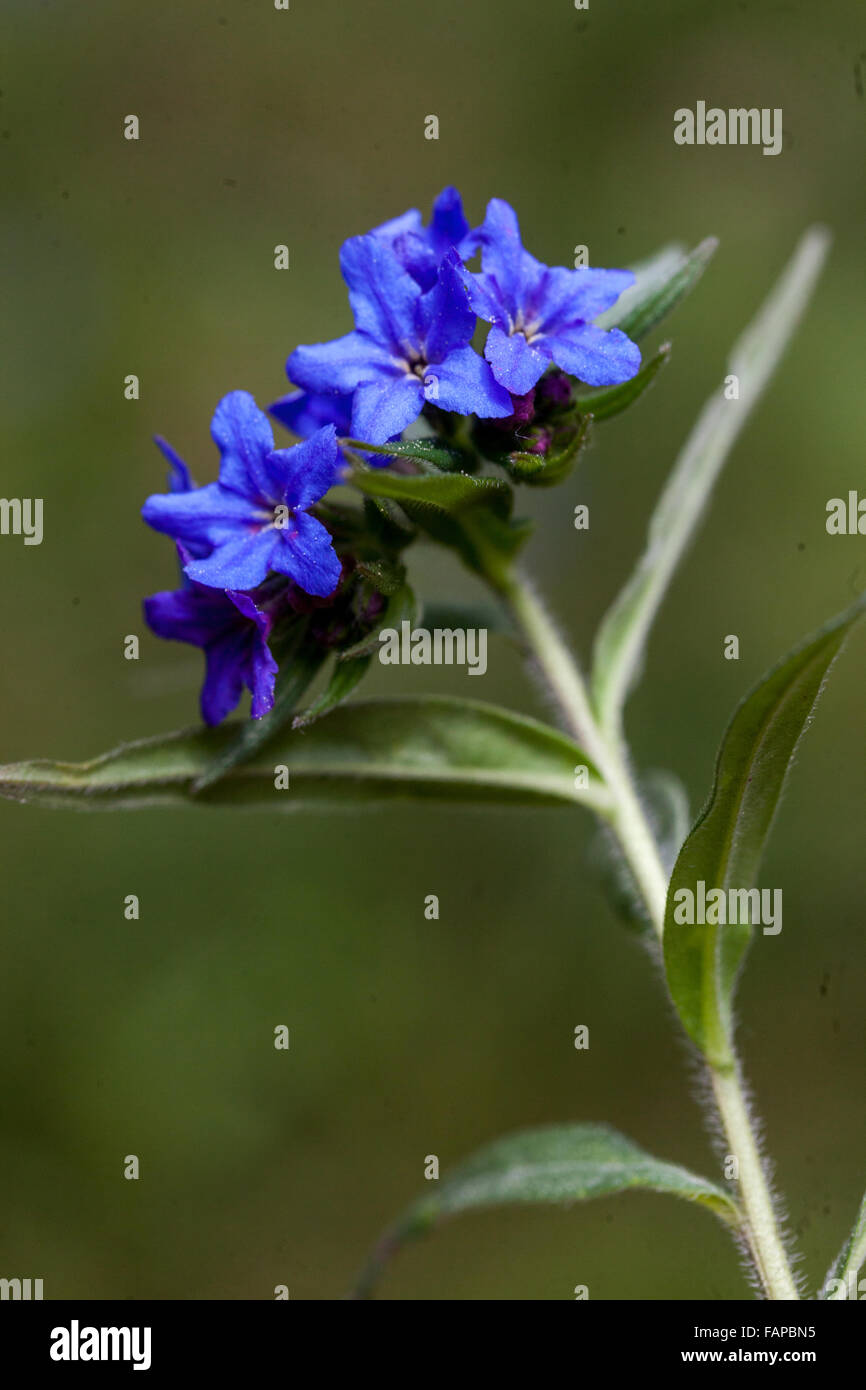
[{"xmin": 292, "ymin": 654, "xmax": 372, "ymax": 730}]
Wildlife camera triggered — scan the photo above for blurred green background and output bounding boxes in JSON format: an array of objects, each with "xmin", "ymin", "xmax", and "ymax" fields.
[{"xmin": 2, "ymin": 0, "xmax": 864, "ymax": 1300}]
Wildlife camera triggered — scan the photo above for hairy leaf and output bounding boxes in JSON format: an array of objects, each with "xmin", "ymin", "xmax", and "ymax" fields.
[
  {"xmin": 354, "ymin": 1122, "xmax": 741, "ymax": 1297},
  {"xmin": 350, "ymin": 461, "xmax": 512, "ymax": 517},
  {"xmin": 822, "ymin": 1187, "xmax": 866, "ymax": 1300},
  {"xmin": 598, "ymin": 237, "xmax": 718, "ymax": 340},
  {"xmin": 343, "ymin": 436, "xmax": 475, "ymax": 473},
  {"xmin": 663, "ymin": 596, "xmax": 866, "ymax": 1067},
  {"xmin": 591, "ymin": 227, "xmax": 831, "ymax": 735},
  {"xmin": 0, "ymin": 698, "xmax": 609, "ymax": 814}
]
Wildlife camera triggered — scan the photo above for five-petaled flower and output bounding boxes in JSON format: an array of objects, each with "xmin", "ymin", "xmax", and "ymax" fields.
[
  {"xmin": 287, "ymin": 238, "xmax": 513, "ymax": 445},
  {"xmin": 457, "ymin": 199, "xmax": 641, "ymax": 395},
  {"xmin": 142, "ymin": 391, "xmax": 342, "ymax": 597},
  {"xmin": 372, "ymin": 184, "xmax": 479, "ymax": 291},
  {"xmin": 144, "ymin": 552, "xmax": 279, "ymax": 726},
  {"xmin": 142, "ymin": 192, "xmax": 648, "ymax": 728}
]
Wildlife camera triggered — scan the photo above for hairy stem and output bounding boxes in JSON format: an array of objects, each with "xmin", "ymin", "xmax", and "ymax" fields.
[
  {"xmin": 502, "ymin": 568, "xmax": 799, "ymax": 1301},
  {"xmin": 504, "ymin": 574, "xmax": 668, "ymax": 925}
]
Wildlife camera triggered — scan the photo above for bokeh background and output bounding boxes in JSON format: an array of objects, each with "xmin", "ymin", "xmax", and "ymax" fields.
[{"xmin": 1, "ymin": 0, "xmax": 864, "ymax": 1300}]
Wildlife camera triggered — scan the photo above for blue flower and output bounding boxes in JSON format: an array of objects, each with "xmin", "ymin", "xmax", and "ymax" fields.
[
  {"xmin": 287, "ymin": 239, "xmax": 512, "ymax": 445},
  {"xmin": 142, "ymin": 391, "xmax": 342, "ymax": 598},
  {"xmin": 458, "ymin": 199, "xmax": 641, "ymax": 395},
  {"xmin": 155, "ymin": 435, "xmax": 196, "ymax": 494},
  {"xmin": 268, "ymin": 388, "xmax": 353, "ymax": 439},
  {"xmin": 372, "ymin": 185, "xmax": 478, "ymax": 291},
  {"xmin": 144, "ymin": 557, "xmax": 279, "ymax": 726}
]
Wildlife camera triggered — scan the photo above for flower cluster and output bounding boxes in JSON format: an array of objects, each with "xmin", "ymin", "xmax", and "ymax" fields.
[{"xmin": 142, "ymin": 188, "xmax": 640, "ymax": 725}]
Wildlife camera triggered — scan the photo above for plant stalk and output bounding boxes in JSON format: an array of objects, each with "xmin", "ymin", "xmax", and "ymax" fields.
[{"xmin": 502, "ymin": 568, "xmax": 799, "ymax": 1301}]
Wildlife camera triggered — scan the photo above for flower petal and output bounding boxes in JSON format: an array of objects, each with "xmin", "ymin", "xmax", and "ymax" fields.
[
  {"xmin": 143, "ymin": 587, "xmax": 231, "ymax": 646},
  {"xmin": 531, "ymin": 265, "xmax": 636, "ymax": 334},
  {"xmin": 154, "ymin": 436, "xmax": 194, "ymax": 493},
  {"xmin": 184, "ymin": 531, "xmax": 275, "ymax": 591},
  {"xmin": 246, "ymin": 640, "xmax": 278, "ymax": 720},
  {"xmin": 141, "ymin": 482, "xmax": 259, "ymax": 549},
  {"xmin": 350, "ymin": 374, "xmax": 425, "ymax": 445},
  {"xmin": 549, "ymin": 323, "xmax": 641, "ymax": 386},
  {"xmin": 456, "ymin": 264, "xmax": 509, "ymax": 327},
  {"xmin": 201, "ymin": 628, "xmax": 249, "ymax": 726},
  {"xmin": 387, "ymin": 232, "xmax": 436, "ymax": 291},
  {"xmin": 483, "ymin": 324, "xmax": 551, "ymax": 394},
  {"xmin": 272, "ymin": 510, "xmax": 342, "ymax": 598},
  {"xmin": 417, "ymin": 250, "xmax": 476, "ymax": 363},
  {"xmin": 265, "ymin": 426, "xmax": 340, "ymax": 510},
  {"xmin": 431, "ymin": 344, "xmax": 514, "ymax": 417},
  {"xmin": 287, "ymin": 331, "xmax": 394, "ymax": 396},
  {"xmin": 427, "ymin": 186, "xmax": 471, "ymax": 257},
  {"xmin": 339, "ymin": 234, "xmax": 422, "ymax": 354},
  {"xmin": 226, "ymin": 591, "xmax": 278, "ymax": 720},
  {"xmin": 210, "ymin": 390, "xmax": 277, "ymax": 501},
  {"xmin": 371, "ymin": 206, "xmax": 423, "ymax": 242},
  {"xmin": 226, "ymin": 588, "xmax": 272, "ymax": 637},
  {"xmin": 268, "ymin": 389, "xmax": 353, "ymax": 438},
  {"xmin": 475, "ymin": 199, "xmax": 525, "ymax": 310}
]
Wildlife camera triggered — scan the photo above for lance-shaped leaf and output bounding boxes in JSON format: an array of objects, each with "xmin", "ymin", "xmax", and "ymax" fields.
[
  {"xmin": 353, "ymin": 1123, "xmax": 741, "ymax": 1298},
  {"xmin": 337, "ymin": 583, "xmax": 417, "ymax": 661},
  {"xmin": 663, "ymin": 596, "xmax": 866, "ymax": 1068},
  {"xmin": 0, "ymin": 697, "xmax": 609, "ymax": 814},
  {"xmin": 342, "ymin": 437, "xmax": 475, "ymax": 473},
  {"xmin": 291, "ymin": 655, "xmax": 372, "ymax": 730},
  {"xmin": 597, "ymin": 237, "xmax": 718, "ymax": 340},
  {"xmin": 591, "ymin": 226, "xmax": 831, "ymax": 736},
  {"xmin": 349, "ymin": 461, "xmax": 512, "ymax": 517},
  {"xmin": 821, "ymin": 1187, "xmax": 866, "ymax": 1300},
  {"xmin": 575, "ymin": 342, "xmax": 671, "ymax": 422}
]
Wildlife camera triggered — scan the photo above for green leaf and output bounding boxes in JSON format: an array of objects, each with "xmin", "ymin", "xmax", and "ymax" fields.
[
  {"xmin": 0, "ymin": 697, "xmax": 609, "ymax": 814},
  {"xmin": 191, "ymin": 625, "xmax": 327, "ymax": 792},
  {"xmin": 821, "ymin": 1187, "xmax": 866, "ymax": 1299},
  {"xmin": 353, "ymin": 1122, "xmax": 741, "ymax": 1297},
  {"xmin": 292, "ymin": 654, "xmax": 372, "ymax": 730},
  {"xmin": 591, "ymin": 227, "xmax": 832, "ymax": 736},
  {"xmin": 349, "ymin": 461, "xmax": 512, "ymax": 517},
  {"xmin": 575, "ymin": 342, "xmax": 671, "ymax": 421},
  {"xmin": 343, "ymin": 437, "xmax": 475, "ymax": 472},
  {"xmin": 663, "ymin": 596, "xmax": 866, "ymax": 1068},
  {"xmin": 598, "ymin": 237, "xmax": 718, "ymax": 340},
  {"xmin": 498, "ymin": 413, "xmax": 592, "ymax": 488},
  {"xmin": 347, "ymin": 457, "xmax": 532, "ymax": 588}
]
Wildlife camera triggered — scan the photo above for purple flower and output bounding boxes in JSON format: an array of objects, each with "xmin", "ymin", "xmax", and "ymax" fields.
[
  {"xmin": 458, "ymin": 199, "xmax": 641, "ymax": 395},
  {"xmin": 372, "ymin": 185, "xmax": 478, "ymax": 291},
  {"xmin": 144, "ymin": 562, "xmax": 279, "ymax": 726},
  {"xmin": 142, "ymin": 391, "xmax": 342, "ymax": 598},
  {"xmin": 287, "ymin": 239, "xmax": 512, "ymax": 445}
]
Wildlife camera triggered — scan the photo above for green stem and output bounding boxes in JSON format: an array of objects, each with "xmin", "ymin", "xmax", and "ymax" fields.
[
  {"xmin": 502, "ymin": 567, "xmax": 799, "ymax": 1301},
  {"xmin": 502, "ymin": 573, "xmax": 669, "ymax": 929}
]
